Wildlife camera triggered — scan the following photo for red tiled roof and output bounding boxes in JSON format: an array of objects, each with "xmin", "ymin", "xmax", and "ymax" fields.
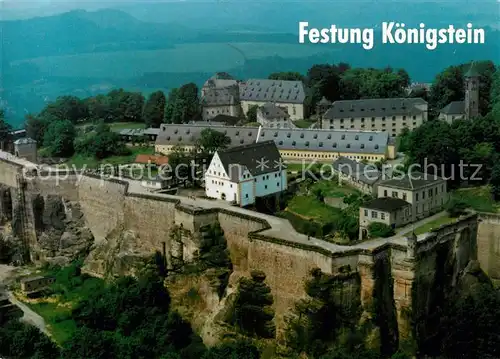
[{"xmin": 135, "ymin": 154, "xmax": 169, "ymax": 166}]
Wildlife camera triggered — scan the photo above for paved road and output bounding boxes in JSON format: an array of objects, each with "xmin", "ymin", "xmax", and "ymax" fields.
[
  {"xmin": 397, "ymin": 211, "xmax": 448, "ymax": 237},
  {"xmin": 126, "ymin": 178, "xmax": 434, "ymax": 253},
  {"xmin": 2, "ymin": 150, "xmax": 440, "ymax": 256},
  {"xmin": 0, "ymin": 264, "xmax": 48, "ymax": 334},
  {"xmin": 7, "ymin": 291, "xmax": 48, "ymax": 334}
]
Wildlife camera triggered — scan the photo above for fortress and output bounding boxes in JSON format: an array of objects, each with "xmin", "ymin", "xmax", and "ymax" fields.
[{"xmin": 0, "ymin": 150, "xmax": 499, "ymax": 351}]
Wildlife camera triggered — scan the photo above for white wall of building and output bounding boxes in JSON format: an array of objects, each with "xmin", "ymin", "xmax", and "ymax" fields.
[
  {"xmin": 242, "ymin": 100, "xmax": 304, "ymax": 121},
  {"xmin": 204, "ymin": 153, "xmax": 288, "ymax": 205}
]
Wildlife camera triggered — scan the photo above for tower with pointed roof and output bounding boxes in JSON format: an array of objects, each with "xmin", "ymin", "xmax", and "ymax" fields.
[{"xmin": 464, "ymin": 62, "xmax": 480, "ymax": 120}]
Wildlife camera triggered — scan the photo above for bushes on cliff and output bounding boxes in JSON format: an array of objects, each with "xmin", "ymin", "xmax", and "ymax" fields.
[
  {"xmin": 0, "ymin": 319, "xmax": 60, "ymax": 358},
  {"xmin": 445, "ymin": 198, "xmax": 468, "ymax": 217},
  {"xmin": 440, "ymin": 284, "xmax": 500, "ymax": 359},
  {"xmin": 60, "ymin": 272, "xmax": 207, "ymax": 358},
  {"xmin": 368, "ymin": 222, "xmax": 395, "ymax": 238},
  {"xmin": 285, "ymin": 268, "xmax": 362, "ymax": 358},
  {"xmin": 230, "ymin": 270, "xmax": 276, "ymax": 339}
]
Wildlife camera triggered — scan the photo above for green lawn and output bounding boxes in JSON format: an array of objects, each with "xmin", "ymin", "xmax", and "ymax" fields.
[
  {"xmin": 414, "ymin": 215, "xmax": 457, "ymax": 235},
  {"xmin": 451, "ymin": 186, "xmax": 500, "ymax": 213},
  {"xmin": 27, "ymin": 301, "xmax": 77, "ymax": 344},
  {"xmin": 20, "ymin": 269, "xmax": 105, "ymax": 345},
  {"xmin": 311, "ymin": 179, "xmax": 359, "ymax": 198},
  {"xmin": 287, "ymin": 163, "xmax": 306, "ymax": 172},
  {"xmin": 109, "ymin": 122, "xmax": 146, "ymax": 131},
  {"xmin": 286, "ymin": 195, "xmax": 343, "ymax": 224},
  {"xmin": 63, "ymin": 146, "xmax": 154, "ymax": 169},
  {"xmin": 293, "ymin": 119, "xmax": 316, "ymax": 128},
  {"xmin": 77, "ymin": 121, "xmax": 145, "ymax": 132}
]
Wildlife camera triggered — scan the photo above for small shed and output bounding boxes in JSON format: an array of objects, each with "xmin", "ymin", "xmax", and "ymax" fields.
[{"xmin": 20, "ymin": 275, "xmax": 55, "ymax": 293}]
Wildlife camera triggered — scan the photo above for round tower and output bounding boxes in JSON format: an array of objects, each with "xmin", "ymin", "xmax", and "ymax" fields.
[{"xmin": 464, "ymin": 62, "xmax": 480, "ymax": 120}]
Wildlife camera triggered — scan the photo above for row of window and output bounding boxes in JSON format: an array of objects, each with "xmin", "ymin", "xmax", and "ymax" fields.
[
  {"xmin": 334, "ymin": 115, "xmax": 418, "ymax": 123},
  {"xmin": 415, "ymin": 199, "xmax": 445, "ymax": 213},
  {"xmin": 364, "ymin": 208, "xmax": 410, "ymax": 219},
  {"xmin": 206, "ymin": 108, "xmax": 235, "ymax": 115},
  {"xmin": 281, "ymin": 152, "xmax": 382, "ymax": 161},
  {"xmin": 208, "ymin": 171, "xmax": 282, "ymax": 181},
  {"xmin": 384, "ymin": 185, "xmax": 444, "ymax": 202},
  {"xmin": 338, "ymin": 105, "xmax": 416, "ymax": 113},
  {"xmin": 330, "ymin": 122, "xmax": 418, "ymax": 129}
]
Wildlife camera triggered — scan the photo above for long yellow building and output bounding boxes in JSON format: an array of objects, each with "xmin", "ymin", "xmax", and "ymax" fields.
[{"xmin": 153, "ymin": 124, "xmax": 396, "ymax": 163}]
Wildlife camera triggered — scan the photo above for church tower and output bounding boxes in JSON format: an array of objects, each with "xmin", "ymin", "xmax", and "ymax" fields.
[{"xmin": 464, "ymin": 62, "xmax": 480, "ymax": 120}]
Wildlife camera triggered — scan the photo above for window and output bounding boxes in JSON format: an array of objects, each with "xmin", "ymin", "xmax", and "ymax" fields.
[
  {"xmin": 384, "ymin": 190, "xmax": 387, "ymax": 197},
  {"xmin": 246, "ymin": 194, "xmax": 249, "ymax": 198},
  {"xmin": 392, "ymin": 191, "xmax": 398, "ymax": 198},
  {"xmin": 265, "ymin": 185, "xmax": 268, "ymax": 189},
  {"xmin": 403, "ymin": 193, "xmax": 407, "ymax": 201},
  {"xmin": 364, "ymin": 209, "xmax": 368, "ymax": 216},
  {"xmin": 381, "ymin": 213, "xmax": 385, "ymax": 220},
  {"xmin": 277, "ymin": 182, "xmax": 279, "ymax": 187},
  {"xmin": 371, "ymin": 211, "xmax": 378, "ymax": 219},
  {"xmin": 416, "ymin": 193, "xmax": 419, "ymax": 201},
  {"xmin": 422, "ymin": 191, "xmax": 425, "ymax": 199},
  {"xmin": 428, "ymin": 189, "xmax": 433, "ymax": 197}
]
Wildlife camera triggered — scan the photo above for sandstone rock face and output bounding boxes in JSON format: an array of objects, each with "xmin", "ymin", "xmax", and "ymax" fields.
[
  {"xmin": 83, "ymin": 229, "xmax": 150, "ymax": 278},
  {"xmin": 33, "ymin": 195, "xmax": 94, "ymax": 265}
]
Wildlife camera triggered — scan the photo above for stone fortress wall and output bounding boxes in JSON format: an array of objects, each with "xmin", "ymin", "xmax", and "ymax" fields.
[{"xmin": 0, "ymin": 152, "xmax": 496, "ymax": 347}]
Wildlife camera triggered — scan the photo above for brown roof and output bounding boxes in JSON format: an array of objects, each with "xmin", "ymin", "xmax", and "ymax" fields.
[{"xmin": 135, "ymin": 154, "xmax": 169, "ymax": 166}]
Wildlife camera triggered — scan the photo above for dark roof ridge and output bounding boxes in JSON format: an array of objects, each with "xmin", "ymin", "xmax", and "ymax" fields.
[{"xmin": 219, "ymin": 140, "xmax": 273, "ymax": 153}]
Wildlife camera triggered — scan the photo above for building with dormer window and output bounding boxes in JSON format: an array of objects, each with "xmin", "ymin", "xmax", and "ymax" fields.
[
  {"xmin": 204, "ymin": 141, "xmax": 287, "ymax": 206},
  {"xmin": 322, "ymin": 97, "xmax": 428, "ymax": 137},
  {"xmin": 239, "ymin": 79, "xmax": 306, "ymax": 121},
  {"xmin": 154, "ymin": 124, "xmax": 396, "ymax": 163},
  {"xmin": 256, "ymin": 103, "xmax": 295, "ymax": 128}
]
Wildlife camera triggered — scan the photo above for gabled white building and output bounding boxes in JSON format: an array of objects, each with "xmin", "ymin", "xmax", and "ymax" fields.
[{"xmin": 204, "ymin": 140, "xmax": 287, "ymax": 206}]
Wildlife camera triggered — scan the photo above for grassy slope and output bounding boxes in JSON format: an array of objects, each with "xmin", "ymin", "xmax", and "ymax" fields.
[
  {"xmin": 16, "ymin": 268, "xmax": 105, "ymax": 345},
  {"xmin": 63, "ymin": 146, "xmax": 154, "ymax": 169}
]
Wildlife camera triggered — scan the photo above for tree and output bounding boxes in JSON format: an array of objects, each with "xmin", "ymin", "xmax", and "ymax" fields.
[
  {"xmin": 164, "ymin": 88, "xmax": 179, "ymax": 124},
  {"xmin": 75, "ymin": 121, "xmax": 128, "ymax": 159},
  {"xmin": 340, "ymin": 68, "xmax": 408, "ymax": 100},
  {"xmin": 231, "ymin": 270, "xmax": 275, "ymax": 338},
  {"xmin": 441, "ymin": 284, "xmax": 500, "ymax": 359},
  {"xmin": 43, "ymin": 119, "xmax": 76, "ymax": 157},
  {"xmin": 0, "ymin": 109, "xmax": 12, "ymax": 150},
  {"xmin": 246, "ymin": 105, "xmax": 258, "ymax": 123},
  {"xmin": 491, "ymin": 162, "xmax": 500, "ymax": 200},
  {"xmin": 396, "ymin": 127, "xmax": 411, "ymax": 153},
  {"xmin": 202, "ymin": 340, "xmax": 260, "ymax": 359},
  {"xmin": 39, "ymin": 95, "xmax": 88, "ymax": 124},
  {"xmin": 268, "ymin": 72, "xmax": 305, "ymax": 82},
  {"xmin": 285, "ymin": 268, "xmax": 360, "ymax": 357},
  {"xmin": 198, "ymin": 128, "xmax": 231, "ymax": 155},
  {"xmin": 167, "ymin": 145, "xmax": 192, "ymax": 184},
  {"xmin": 178, "ymin": 83, "xmax": 201, "ymax": 123},
  {"xmin": 86, "ymin": 94, "xmax": 112, "ymax": 122},
  {"xmin": 306, "ymin": 64, "xmax": 345, "ymax": 110},
  {"xmin": 445, "ymin": 198, "xmax": 468, "ymax": 217},
  {"xmin": 368, "ymin": 222, "xmax": 395, "ymax": 238},
  {"xmin": 0, "ymin": 319, "xmax": 60, "ymax": 359},
  {"xmin": 25, "ymin": 114, "xmax": 48, "ymax": 143},
  {"xmin": 143, "ymin": 91, "xmax": 167, "ymax": 128},
  {"xmin": 429, "ymin": 65, "xmax": 464, "ymax": 113},
  {"xmin": 199, "ymin": 222, "xmax": 232, "ymax": 270}
]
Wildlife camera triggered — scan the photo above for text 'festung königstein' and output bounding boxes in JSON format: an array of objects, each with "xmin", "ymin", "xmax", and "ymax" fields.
[{"xmin": 298, "ymin": 22, "xmax": 486, "ymax": 50}]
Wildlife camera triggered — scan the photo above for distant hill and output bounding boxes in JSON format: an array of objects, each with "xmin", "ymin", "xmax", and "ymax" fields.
[
  {"xmin": 1, "ymin": 4, "xmax": 499, "ymax": 127},
  {"xmin": 0, "ymin": 9, "xmax": 197, "ymax": 62}
]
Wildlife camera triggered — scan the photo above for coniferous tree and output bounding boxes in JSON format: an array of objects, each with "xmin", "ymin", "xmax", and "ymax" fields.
[{"xmin": 143, "ymin": 90, "xmax": 166, "ymax": 128}]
